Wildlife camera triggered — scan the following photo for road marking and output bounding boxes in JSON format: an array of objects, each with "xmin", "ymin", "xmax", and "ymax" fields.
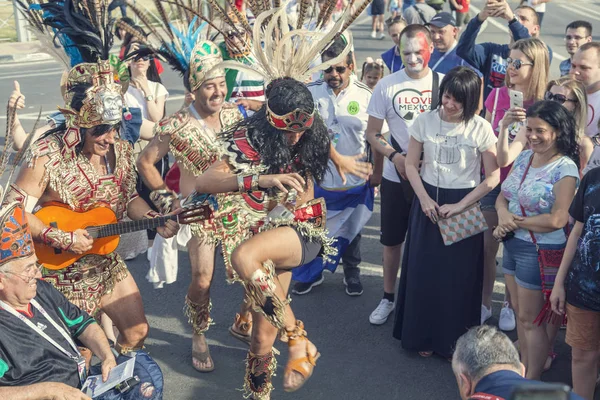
[
  {"xmin": 0, "ymin": 69, "xmax": 64, "ymax": 80},
  {"xmin": 469, "ymin": 4, "xmax": 567, "ymax": 61},
  {"xmin": 560, "ymin": 3, "xmax": 600, "ymax": 19}
]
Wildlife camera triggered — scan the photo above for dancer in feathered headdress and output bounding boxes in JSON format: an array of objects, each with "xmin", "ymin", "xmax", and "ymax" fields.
[
  {"xmin": 127, "ymin": 0, "xmax": 254, "ymax": 373},
  {"xmin": 7, "ymin": 0, "xmax": 180, "ymax": 359},
  {"xmin": 190, "ymin": 0, "xmax": 371, "ymax": 397}
]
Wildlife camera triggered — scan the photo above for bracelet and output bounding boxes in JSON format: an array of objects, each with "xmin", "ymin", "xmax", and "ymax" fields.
[
  {"xmin": 41, "ymin": 227, "xmax": 74, "ymax": 251},
  {"xmin": 149, "ymin": 189, "xmax": 177, "ymax": 214},
  {"xmin": 143, "ymin": 210, "xmax": 161, "ymax": 219},
  {"xmin": 508, "ymin": 16, "xmax": 518, "ymax": 25},
  {"xmin": 237, "ymin": 174, "xmax": 260, "ymax": 192},
  {"xmin": 388, "ymin": 151, "xmax": 399, "ymax": 162}
]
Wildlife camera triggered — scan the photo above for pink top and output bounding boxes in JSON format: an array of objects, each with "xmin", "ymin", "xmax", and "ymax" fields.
[{"xmin": 484, "ymin": 86, "xmax": 534, "ymax": 182}]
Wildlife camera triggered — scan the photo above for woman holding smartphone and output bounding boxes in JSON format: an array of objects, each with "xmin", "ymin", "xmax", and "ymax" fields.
[{"xmin": 480, "ymin": 38, "xmax": 549, "ymax": 334}]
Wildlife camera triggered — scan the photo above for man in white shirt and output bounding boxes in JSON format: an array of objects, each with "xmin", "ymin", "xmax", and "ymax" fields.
[
  {"xmin": 292, "ymin": 38, "xmax": 379, "ymax": 297},
  {"xmin": 571, "ymin": 42, "xmax": 600, "ymax": 138},
  {"xmin": 366, "ymin": 24, "xmax": 443, "ymax": 325}
]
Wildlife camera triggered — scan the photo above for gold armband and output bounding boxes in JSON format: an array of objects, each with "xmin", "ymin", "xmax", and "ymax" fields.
[
  {"xmin": 41, "ymin": 227, "xmax": 75, "ymax": 251},
  {"xmin": 149, "ymin": 189, "xmax": 177, "ymax": 214}
]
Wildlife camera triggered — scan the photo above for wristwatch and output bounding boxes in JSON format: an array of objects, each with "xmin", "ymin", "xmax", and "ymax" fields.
[
  {"xmin": 145, "ymin": 94, "xmax": 155, "ymax": 101},
  {"xmin": 388, "ymin": 151, "xmax": 399, "ymax": 162},
  {"xmin": 508, "ymin": 16, "xmax": 518, "ymax": 25}
]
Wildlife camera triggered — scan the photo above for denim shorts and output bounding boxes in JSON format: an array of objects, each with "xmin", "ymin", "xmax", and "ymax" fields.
[
  {"xmin": 480, "ymin": 184, "xmax": 501, "ymax": 212},
  {"xmin": 502, "ymin": 237, "xmax": 565, "ymax": 291}
]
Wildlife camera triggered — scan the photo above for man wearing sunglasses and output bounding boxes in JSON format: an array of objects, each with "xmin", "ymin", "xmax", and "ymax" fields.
[
  {"xmin": 0, "ymin": 202, "xmax": 163, "ymax": 399},
  {"xmin": 292, "ymin": 37, "xmax": 382, "ymax": 297},
  {"xmin": 571, "ymin": 42, "xmax": 600, "ymax": 138},
  {"xmin": 559, "ymin": 21, "xmax": 592, "ymax": 77}
]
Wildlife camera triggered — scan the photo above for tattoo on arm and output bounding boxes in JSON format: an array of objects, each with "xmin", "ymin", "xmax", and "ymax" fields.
[{"xmin": 375, "ymin": 133, "xmax": 393, "ymax": 149}]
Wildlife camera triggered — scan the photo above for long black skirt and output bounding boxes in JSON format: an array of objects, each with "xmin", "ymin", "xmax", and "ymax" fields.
[{"xmin": 392, "ymin": 181, "xmax": 484, "ymax": 358}]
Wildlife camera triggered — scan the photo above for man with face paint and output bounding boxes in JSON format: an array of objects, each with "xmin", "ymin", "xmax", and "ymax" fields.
[
  {"xmin": 366, "ymin": 24, "xmax": 443, "ymax": 326},
  {"xmin": 292, "ymin": 37, "xmax": 383, "ymax": 297},
  {"xmin": 457, "ymin": 1, "xmax": 554, "ymax": 103}
]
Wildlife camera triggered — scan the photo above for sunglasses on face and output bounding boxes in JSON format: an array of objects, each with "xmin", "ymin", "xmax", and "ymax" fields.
[
  {"xmin": 324, "ymin": 66, "xmax": 347, "ymax": 74},
  {"xmin": 506, "ymin": 57, "xmax": 533, "ymax": 70},
  {"xmin": 544, "ymin": 91, "xmax": 577, "ymax": 105},
  {"xmin": 136, "ymin": 56, "xmax": 151, "ymax": 61}
]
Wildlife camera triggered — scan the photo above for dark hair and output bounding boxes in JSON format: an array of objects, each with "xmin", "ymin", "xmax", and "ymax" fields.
[
  {"xmin": 121, "ymin": 25, "xmax": 147, "ymax": 53},
  {"xmin": 124, "ymin": 41, "xmax": 162, "ymax": 84},
  {"xmin": 41, "ymin": 83, "xmax": 121, "ymax": 153},
  {"xmin": 224, "ymin": 78, "xmax": 330, "ymax": 183},
  {"xmin": 566, "ymin": 20, "xmax": 592, "ymax": 37},
  {"xmin": 516, "ymin": 5, "xmax": 539, "ymax": 26},
  {"xmin": 436, "ymin": 67, "xmax": 481, "ymax": 123},
  {"xmin": 361, "ymin": 61, "xmax": 384, "ymax": 81},
  {"xmin": 526, "ymin": 100, "xmax": 580, "ymax": 168},
  {"xmin": 321, "ymin": 36, "xmax": 353, "ymax": 66},
  {"xmin": 399, "ymin": 24, "xmax": 432, "ymax": 44}
]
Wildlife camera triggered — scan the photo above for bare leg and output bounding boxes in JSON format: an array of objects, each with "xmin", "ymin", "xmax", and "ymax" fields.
[
  {"xmin": 572, "ymin": 348, "xmax": 600, "ymax": 400},
  {"xmin": 383, "ymin": 244, "xmax": 402, "ymax": 294},
  {"xmin": 505, "ymin": 274, "xmax": 527, "ymax": 367},
  {"xmin": 100, "ymin": 313, "xmax": 117, "ymax": 343},
  {"xmin": 186, "ymin": 236, "xmax": 216, "ymax": 371},
  {"xmin": 545, "ymin": 317, "xmax": 562, "ymax": 370},
  {"xmin": 232, "ymin": 227, "xmax": 320, "ymax": 395},
  {"xmin": 482, "ymin": 211, "xmax": 499, "ymax": 309},
  {"xmin": 101, "ymin": 273, "xmax": 149, "ymax": 353},
  {"xmin": 517, "ymin": 285, "xmax": 548, "ymax": 380}
]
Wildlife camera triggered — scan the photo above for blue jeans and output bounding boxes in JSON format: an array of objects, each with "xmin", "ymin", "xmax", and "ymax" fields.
[
  {"xmin": 503, "ymin": 237, "xmax": 565, "ymax": 291},
  {"xmin": 92, "ymin": 351, "xmax": 163, "ymax": 400}
]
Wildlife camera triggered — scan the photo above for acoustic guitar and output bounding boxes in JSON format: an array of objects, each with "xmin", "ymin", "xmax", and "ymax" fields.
[{"xmin": 34, "ymin": 202, "xmax": 212, "ymax": 270}]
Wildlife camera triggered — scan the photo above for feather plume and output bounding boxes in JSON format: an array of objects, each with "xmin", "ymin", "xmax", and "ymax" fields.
[
  {"xmin": 117, "ymin": 20, "xmax": 149, "ymax": 45},
  {"xmin": 339, "ymin": 0, "xmax": 372, "ymax": 34},
  {"xmin": 296, "ymin": 0, "xmax": 311, "ymax": 30},
  {"xmin": 153, "ymin": 0, "xmax": 174, "ymax": 41},
  {"xmin": 0, "ymin": 98, "xmax": 21, "ymax": 176}
]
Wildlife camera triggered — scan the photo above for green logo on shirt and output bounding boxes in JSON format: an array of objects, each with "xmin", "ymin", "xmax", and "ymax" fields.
[
  {"xmin": 347, "ymin": 101, "xmax": 360, "ymax": 115},
  {"xmin": 0, "ymin": 359, "xmax": 8, "ymax": 378}
]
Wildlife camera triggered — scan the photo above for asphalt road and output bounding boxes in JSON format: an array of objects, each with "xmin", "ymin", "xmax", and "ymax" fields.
[{"xmin": 2, "ymin": 1, "xmax": 600, "ymax": 398}]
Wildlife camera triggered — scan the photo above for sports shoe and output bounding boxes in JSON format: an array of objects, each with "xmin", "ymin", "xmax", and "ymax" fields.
[
  {"xmin": 343, "ymin": 276, "xmax": 363, "ymax": 296},
  {"xmin": 370, "ymin": 30, "xmax": 377, "ymax": 39},
  {"xmin": 369, "ymin": 299, "xmax": 394, "ymax": 325},
  {"xmin": 499, "ymin": 302, "xmax": 516, "ymax": 331},
  {"xmin": 378, "ymin": 32, "xmax": 385, "ymax": 39},
  {"xmin": 481, "ymin": 304, "xmax": 492, "ymax": 324},
  {"xmin": 291, "ymin": 274, "xmax": 324, "ymax": 295}
]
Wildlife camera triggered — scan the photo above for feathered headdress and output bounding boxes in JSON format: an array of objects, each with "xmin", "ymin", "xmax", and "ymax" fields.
[
  {"xmin": 123, "ymin": 0, "xmax": 228, "ymax": 91},
  {"xmin": 17, "ymin": 0, "xmax": 125, "ymax": 160}
]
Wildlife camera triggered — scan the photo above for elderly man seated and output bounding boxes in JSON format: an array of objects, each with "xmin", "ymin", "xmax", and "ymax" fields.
[
  {"xmin": 0, "ymin": 202, "xmax": 163, "ymax": 400},
  {"xmin": 452, "ymin": 325, "xmax": 583, "ymax": 400}
]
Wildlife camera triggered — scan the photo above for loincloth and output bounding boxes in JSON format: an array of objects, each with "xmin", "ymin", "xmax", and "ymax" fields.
[{"xmin": 42, "ymin": 253, "xmax": 129, "ymax": 317}]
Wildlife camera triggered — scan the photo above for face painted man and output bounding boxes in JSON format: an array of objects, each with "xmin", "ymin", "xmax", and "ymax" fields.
[{"xmin": 365, "ymin": 24, "xmax": 443, "ymax": 327}]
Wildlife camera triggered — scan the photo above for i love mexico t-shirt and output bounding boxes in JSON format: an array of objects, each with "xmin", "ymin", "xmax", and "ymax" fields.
[{"xmin": 367, "ymin": 69, "xmax": 444, "ymax": 183}]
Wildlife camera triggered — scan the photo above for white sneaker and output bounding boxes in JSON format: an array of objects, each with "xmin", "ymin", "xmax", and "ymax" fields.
[
  {"xmin": 481, "ymin": 304, "xmax": 492, "ymax": 324},
  {"xmin": 499, "ymin": 302, "xmax": 516, "ymax": 331},
  {"xmin": 370, "ymin": 30, "xmax": 377, "ymax": 39},
  {"xmin": 369, "ymin": 299, "xmax": 395, "ymax": 325},
  {"xmin": 378, "ymin": 32, "xmax": 385, "ymax": 39}
]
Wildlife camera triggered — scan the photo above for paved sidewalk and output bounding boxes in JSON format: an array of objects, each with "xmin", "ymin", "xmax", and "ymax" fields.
[{"xmin": 0, "ymin": 40, "xmax": 53, "ymax": 64}]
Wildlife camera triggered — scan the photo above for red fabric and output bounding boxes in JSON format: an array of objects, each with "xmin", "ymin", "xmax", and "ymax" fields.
[
  {"xmin": 234, "ymin": 0, "xmax": 244, "ymax": 10},
  {"xmin": 155, "ymin": 59, "xmax": 164, "ymax": 75},
  {"xmin": 456, "ymin": 0, "xmax": 469, "ymax": 12},
  {"xmin": 17, "ymin": 304, "xmax": 34, "ymax": 318},
  {"xmin": 165, "ymin": 163, "xmax": 181, "ymax": 193}
]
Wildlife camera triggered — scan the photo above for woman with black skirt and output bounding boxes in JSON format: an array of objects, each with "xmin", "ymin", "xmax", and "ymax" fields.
[{"xmin": 392, "ymin": 67, "xmax": 501, "ymax": 358}]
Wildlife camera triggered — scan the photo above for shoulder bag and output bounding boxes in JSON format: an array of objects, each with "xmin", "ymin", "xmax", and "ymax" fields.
[
  {"xmin": 435, "ymin": 113, "xmax": 488, "ymax": 246},
  {"xmin": 517, "ymin": 154, "xmax": 569, "ymax": 325}
]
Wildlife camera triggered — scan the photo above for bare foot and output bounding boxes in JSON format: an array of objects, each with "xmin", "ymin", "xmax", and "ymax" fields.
[
  {"xmin": 192, "ymin": 333, "xmax": 214, "ymax": 372},
  {"xmin": 283, "ymin": 338, "xmax": 319, "ymax": 392}
]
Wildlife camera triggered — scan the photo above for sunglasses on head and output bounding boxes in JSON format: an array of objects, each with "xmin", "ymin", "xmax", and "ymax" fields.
[
  {"xmin": 324, "ymin": 66, "xmax": 347, "ymax": 74},
  {"xmin": 506, "ymin": 57, "xmax": 533, "ymax": 70},
  {"xmin": 386, "ymin": 15, "xmax": 405, "ymax": 26},
  {"xmin": 544, "ymin": 91, "xmax": 577, "ymax": 105}
]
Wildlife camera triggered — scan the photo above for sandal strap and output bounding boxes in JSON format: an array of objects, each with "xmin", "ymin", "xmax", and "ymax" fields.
[{"xmin": 285, "ymin": 337, "xmax": 318, "ymax": 379}]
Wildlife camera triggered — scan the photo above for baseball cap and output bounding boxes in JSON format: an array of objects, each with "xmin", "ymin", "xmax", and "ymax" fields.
[{"xmin": 428, "ymin": 12, "xmax": 457, "ymax": 28}]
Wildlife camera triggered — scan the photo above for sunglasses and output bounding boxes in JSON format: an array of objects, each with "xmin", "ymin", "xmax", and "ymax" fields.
[
  {"xmin": 136, "ymin": 56, "xmax": 151, "ymax": 61},
  {"xmin": 386, "ymin": 15, "xmax": 405, "ymax": 26},
  {"xmin": 545, "ymin": 91, "xmax": 577, "ymax": 105},
  {"xmin": 506, "ymin": 57, "xmax": 533, "ymax": 70},
  {"xmin": 324, "ymin": 66, "xmax": 347, "ymax": 74}
]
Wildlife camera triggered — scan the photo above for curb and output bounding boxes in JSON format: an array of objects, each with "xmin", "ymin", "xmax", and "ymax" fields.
[{"xmin": 0, "ymin": 52, "xmax": 53, "ymax": 64}]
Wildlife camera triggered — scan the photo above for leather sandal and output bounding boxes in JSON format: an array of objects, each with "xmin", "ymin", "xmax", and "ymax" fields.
[
  {"xmin": 229, "ymin": 313, "xmax": 252, "ymax": 345},
  {"xmin": 192, "ymin": 334, "xmax": 215, "ymax": 373},
  {"xmin": 283, "ymin": 321, "xmax": 320, "ymax": 393}
]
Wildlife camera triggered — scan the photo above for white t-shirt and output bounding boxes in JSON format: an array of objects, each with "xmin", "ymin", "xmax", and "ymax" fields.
[
  {"xmin": 526, "ymin": 0, "xmax": 546, "ymax": 13},
  {"xmin": 586, "ymin": 90, "xmax": 600, "ymax": 137},
  {"xmin": 308, "ymin": 75, "xmax": 388, "ymax": 190},
  {"xmin": 367, "ymin": 69, "xmax": 443, "ymax": 183},
  {"xmin": 410, "ymin": 110, "xmax": 497, "ymax": 189},
  {"xmin": 124, "ymin": 81, "xmax": 169, "ymax": 120}
]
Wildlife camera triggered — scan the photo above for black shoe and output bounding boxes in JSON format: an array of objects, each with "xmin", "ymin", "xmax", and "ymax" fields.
[
  {"xmin": 343, "ymin": 276, "xmax": 363, "ymax": 296},
  {"xmin": 292, "ymin": 274, "xmax": 324, "ymax": 295}
]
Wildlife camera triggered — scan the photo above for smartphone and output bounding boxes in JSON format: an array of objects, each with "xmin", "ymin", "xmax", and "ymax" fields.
[
  {"xmin": 509, "ymin": 89, "xmax": 524, "ymax": 109},
  {"xmin": 509, "ymin": 384, "xmax": 570, "ymax": 400}
]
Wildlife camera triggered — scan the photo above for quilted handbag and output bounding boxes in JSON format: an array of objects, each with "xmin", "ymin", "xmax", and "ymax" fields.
[{"xmin": 437, "ymin": 202, "xmax": 488, "ymax": 246}]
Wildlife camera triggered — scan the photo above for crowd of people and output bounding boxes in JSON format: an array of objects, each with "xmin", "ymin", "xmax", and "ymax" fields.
[{"xmin": 1, "ymin": 0, "xmax": 600, "ymax": 399}]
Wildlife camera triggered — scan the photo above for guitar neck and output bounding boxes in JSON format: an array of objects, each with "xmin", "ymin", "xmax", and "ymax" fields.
[{"xmin": 89, "ymin": 215, "xmax": 176, "ymax": 239}]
